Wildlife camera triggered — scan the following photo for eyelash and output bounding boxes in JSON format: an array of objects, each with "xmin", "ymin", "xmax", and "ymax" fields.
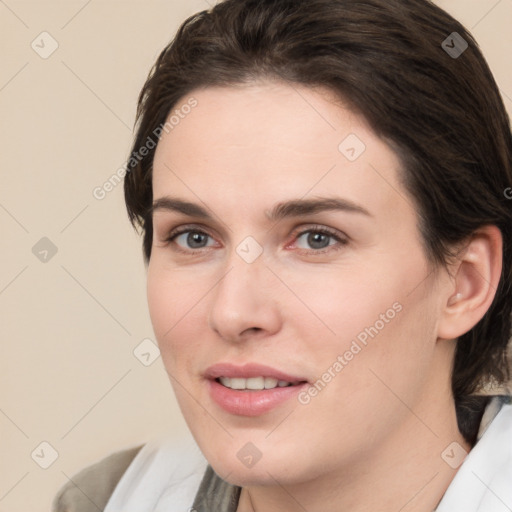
[{"xmin": 163, "ymin": 224, "xmax": 348, "ymax": 256}]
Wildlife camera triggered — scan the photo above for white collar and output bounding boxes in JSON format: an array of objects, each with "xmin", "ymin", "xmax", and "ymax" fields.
[
  {"xmin": 435, "ymin": 401, "xmax": 512, "ymax": 512},
  {"xmin": 104, "ymin": 431, "xmax": 208, "ymax": 512}
]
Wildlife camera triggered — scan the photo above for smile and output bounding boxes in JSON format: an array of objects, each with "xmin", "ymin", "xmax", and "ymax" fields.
[
  {"xmin": 217, "ymin": 376, "xmax": 299, "ymax": 390},
  {"xmin": 205, "ymin": 363, "xmax": 309, "ymax": 416}
]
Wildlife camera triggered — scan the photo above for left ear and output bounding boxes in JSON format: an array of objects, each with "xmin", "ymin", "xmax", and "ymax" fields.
[{"xmin": 437, "ymin": 225, "xmax": 503, "ymax": 340}]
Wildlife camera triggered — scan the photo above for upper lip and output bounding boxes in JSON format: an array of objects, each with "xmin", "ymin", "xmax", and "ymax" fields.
[{"xmin": 204, "ymin": 363, "xmax": 308, "ymax": 383}]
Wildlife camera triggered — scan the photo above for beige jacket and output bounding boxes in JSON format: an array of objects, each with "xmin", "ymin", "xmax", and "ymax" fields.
[{"xmin": 52, "ymin": 445, "xmax": 144, "ymax": 512}]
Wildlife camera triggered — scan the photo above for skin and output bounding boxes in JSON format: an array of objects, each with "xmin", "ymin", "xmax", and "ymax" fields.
[{"xmin": 147, "ymin": 81, "xmax": 501, "ymax": 512}]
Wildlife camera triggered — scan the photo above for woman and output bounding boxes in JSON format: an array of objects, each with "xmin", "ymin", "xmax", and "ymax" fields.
[{"xmin": 53, "ymin": 0, "xmax": 512, "ymax": 510}]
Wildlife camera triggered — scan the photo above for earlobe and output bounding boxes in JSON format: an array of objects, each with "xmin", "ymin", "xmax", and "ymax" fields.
[{"xmin": 437, "ymin": 225, "xmax": 502, "ymax": 341}]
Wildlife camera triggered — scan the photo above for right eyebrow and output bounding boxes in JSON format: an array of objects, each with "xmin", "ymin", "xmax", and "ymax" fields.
[{"xmin": 150, "ymin": 197, "xmax": 213, "ymax": 219}]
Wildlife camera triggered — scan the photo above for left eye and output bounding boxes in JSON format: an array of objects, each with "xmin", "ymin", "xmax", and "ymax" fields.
[{"xmin": 294, "ymin": 229, "xmax": 344, "ymax": 250}]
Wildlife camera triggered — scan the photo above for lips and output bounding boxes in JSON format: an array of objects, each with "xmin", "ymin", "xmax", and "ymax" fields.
[
  {"xmin": 204, "ymin": 362, "xmax": 306, "ymax": 382},
  {"xmin": 205, "ymin": 363, "xmax": 309, "ymax": 416},
  {"xmin": 218, "ymin": 376, "xmax": 296, "ymax": 390}
]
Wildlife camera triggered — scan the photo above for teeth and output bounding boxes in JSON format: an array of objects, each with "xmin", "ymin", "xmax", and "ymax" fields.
[
  {"xmin": 230, "ymin": 377, "xmax": 246, "ymax": 390},
  {"xmin": 218, "ymin": 377, "xmax": 293, "ymax": 390},
  {"xmin": 219, "ymin": 377, "xmax": 231, "ymax": 388},
  {"xmin": 247, "ymin": 377, "xmax": 265, "ymax": 390},
  {"xmin": 265, "ymin": 377, "xmax": 279, "ymax": 389}
]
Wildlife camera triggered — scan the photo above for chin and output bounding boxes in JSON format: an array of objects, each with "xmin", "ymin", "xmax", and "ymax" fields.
[
  {"xmin": 195, "ymin": 435, "xmax": 309, "ymax": 487},
  {"xmin": 210, "ymin": 456, "xmax": 297, "ymax": 487}
]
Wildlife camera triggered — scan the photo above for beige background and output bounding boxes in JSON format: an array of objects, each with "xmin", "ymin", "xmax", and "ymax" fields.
[{"xmin": 1, "ymin": 1, "xmax": 511, "ymax": 511}]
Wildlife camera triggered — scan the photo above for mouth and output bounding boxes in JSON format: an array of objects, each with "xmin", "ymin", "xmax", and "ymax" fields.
[
  {"xmin": 215, "ymin": 376, "xmax": 304, "ymax": 390},
  {"xmin": 205, "ymin": 363, "xmax": 309, "ymax": 416}
]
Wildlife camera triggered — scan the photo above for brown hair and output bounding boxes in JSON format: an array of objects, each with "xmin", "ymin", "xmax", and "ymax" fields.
[{"xmin": 124, "ymin": 0, "xmax": 512, "ymax": 444}]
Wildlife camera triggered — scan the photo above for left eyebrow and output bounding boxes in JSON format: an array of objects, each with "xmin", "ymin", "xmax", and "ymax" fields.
[
  {"xmin": 265, "ymin": 197, "xmax": 372, "ymax": 222},
  {"xmin": 149, "ymin": 196, "xmax": 372, "ymax": 222}
]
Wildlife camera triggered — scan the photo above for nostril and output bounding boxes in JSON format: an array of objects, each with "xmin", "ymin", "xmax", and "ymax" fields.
[{"xmin": 241, "ymin": 327, "xmax": 262, "ymax": 336}]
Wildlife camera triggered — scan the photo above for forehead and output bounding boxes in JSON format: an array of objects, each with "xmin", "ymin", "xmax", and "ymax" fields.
[
  {"xmin": 154, "ymin": 82, "xmax": 368, "ymax": 166},
  {"xmin": 152, "ymin": 82, "xmax": 413, "ymax": 221}
]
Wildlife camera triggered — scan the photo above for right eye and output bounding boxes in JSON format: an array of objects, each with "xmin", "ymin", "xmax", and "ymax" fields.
[{"xmin": 165, "ymin": 228, "xmax": 218, "ymax": 253}]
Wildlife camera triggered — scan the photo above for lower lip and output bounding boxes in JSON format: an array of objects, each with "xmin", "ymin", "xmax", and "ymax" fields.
[{"xmin": 208, "ymin": 379, "xmax": 308, "ymax": 416}]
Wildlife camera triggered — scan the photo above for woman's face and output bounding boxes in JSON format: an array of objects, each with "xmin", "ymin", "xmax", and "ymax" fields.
[{"xmin": 148, "ymin": 82, "xmax": 452, "ymax": 486}]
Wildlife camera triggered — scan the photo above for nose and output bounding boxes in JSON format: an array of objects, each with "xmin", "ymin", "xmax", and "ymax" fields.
[{"xmin": 208, "ymin": 254, "xmax": 282, "ymax": 343}]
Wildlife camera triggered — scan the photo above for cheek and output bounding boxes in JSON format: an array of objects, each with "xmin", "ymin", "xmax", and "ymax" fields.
[
  {"xmin": 282, "ymin": 253, "xmax": 435, "ymax": 385},
  {"xmin": 146, "ymin": 263, "xmax": 201, "ymax": 371},
  {"xmin": 276, "ymin": 261, "xmax": 403, "ymax": 346},
  {"xmin": 314, "ymin": 279, "xmax": 437, "ymax": 428},
  {"xmin": 147, "ymin": 265, "xmax": 173, "ymax": 342}
]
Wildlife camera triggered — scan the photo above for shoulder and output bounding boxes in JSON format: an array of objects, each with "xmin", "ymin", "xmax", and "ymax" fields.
[{"xmin": 51, "ymin": 444, "xmax": 144, "ymax": 512}]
